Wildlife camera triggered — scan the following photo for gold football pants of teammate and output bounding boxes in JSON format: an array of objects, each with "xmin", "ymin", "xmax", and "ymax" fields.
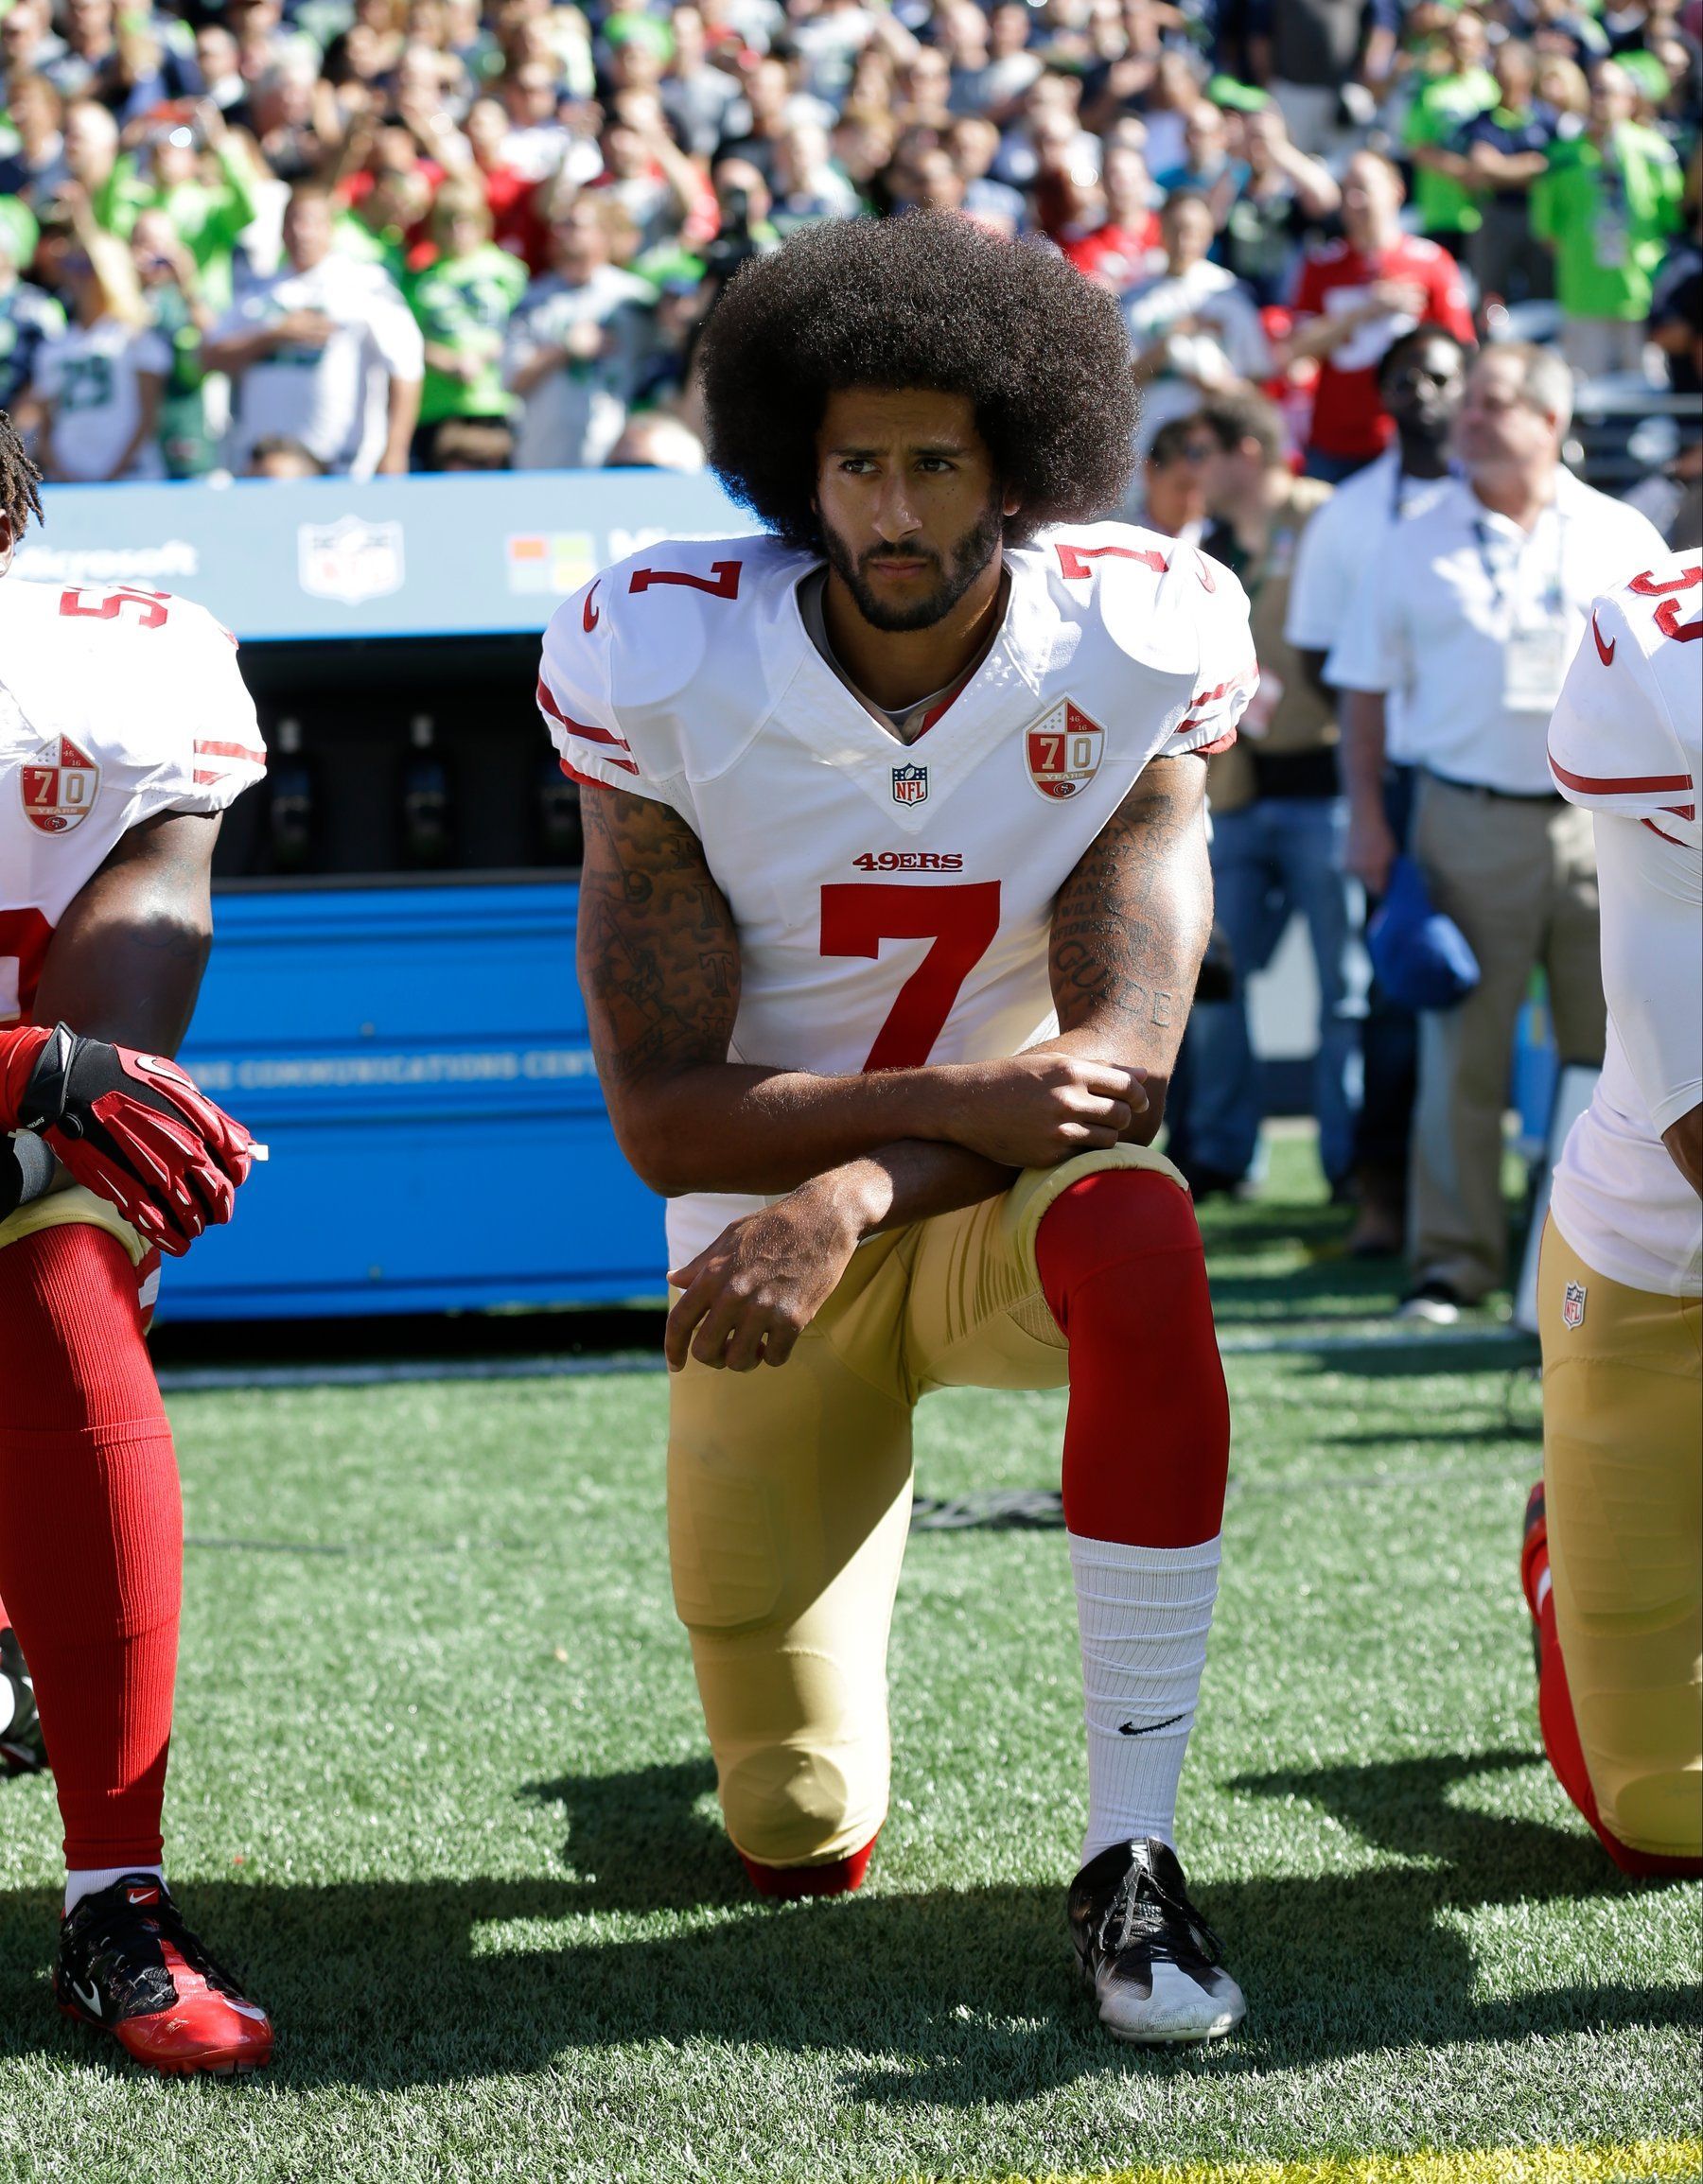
[
  {"xmin": 667, "ymin": 1142, "xmax": 1177, "ymax": 1872},
  {"xmin": 1538, "ymin": 1218, "xmax": 1702, "ymax": 1862}
]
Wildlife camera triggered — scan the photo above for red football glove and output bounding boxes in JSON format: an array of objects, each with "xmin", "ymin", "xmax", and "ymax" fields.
[{"xmin": 0, "ymin": 1023, "xmax": 255, "ymax": 1257}]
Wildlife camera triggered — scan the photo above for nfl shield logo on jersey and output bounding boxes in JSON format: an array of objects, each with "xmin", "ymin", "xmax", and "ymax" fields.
[
  {"xmin": 1561, "ymin": 1281, "xmax": 1588, "ymax": 1330},
  {"xmin": 21, "ymin": 735, "xmax": 99, "ymax": 835},
  {"xmin": 1026, "ymin": 701, "xmax": 1105, "ymax": 801},
  {"xmin": 892, "ymin": 762, "xmax": 928, "ymax": 807},
  {"xmin": 297, "ymin": 515, "xmax": 406, "ymax": 605}
]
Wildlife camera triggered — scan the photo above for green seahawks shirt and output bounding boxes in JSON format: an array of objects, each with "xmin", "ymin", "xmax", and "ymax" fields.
[{"xmin": 408, "ymin": 244, "xmax": 529, "ymax": 426}]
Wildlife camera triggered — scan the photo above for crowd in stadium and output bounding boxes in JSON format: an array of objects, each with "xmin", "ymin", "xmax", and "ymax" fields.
[{"xmin": 0, "ymin": 0, "xmax": 1694, "ymax": 485}]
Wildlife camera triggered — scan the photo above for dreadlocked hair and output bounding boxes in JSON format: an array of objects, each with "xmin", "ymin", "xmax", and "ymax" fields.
[
  {"xmin": 697, "ymin": 214, "xmax": 1137, "ymax": 552},
  {"xmin": 0, "ymin": 409, "xmax": 44, "ymax": 541}
]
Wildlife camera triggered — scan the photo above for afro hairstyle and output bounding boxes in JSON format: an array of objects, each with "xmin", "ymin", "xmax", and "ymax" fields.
[{"xmin": 696, "ymin": 213, "xmax": 1137, "ymax": 552}]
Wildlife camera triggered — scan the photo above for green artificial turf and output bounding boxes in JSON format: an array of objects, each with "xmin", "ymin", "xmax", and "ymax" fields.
[{"xmin": 0, "ymin": 1142, "xmax": 1695, "ymax": 2182}]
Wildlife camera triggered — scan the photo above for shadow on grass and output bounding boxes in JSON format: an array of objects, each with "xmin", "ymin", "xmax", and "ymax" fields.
[{"xmin": 0, "ymin": 1748, "xmax": 1694, "ymax": 2102}]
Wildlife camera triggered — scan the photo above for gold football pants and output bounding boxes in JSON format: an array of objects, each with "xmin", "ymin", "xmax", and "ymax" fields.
[
  {"xmin": 668, "ymin": 1143, "xmax": 1183, "ymax": 1871},
  {"xmin": 1538, "ymin": 1217, "xmax": 1703, "ymax": 1861}
]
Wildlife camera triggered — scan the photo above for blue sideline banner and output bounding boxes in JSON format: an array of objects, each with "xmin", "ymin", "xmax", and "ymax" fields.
[
  {"xmin": 12, "ymin": 469, "xmax": 759, "ymax": 644},
  {"xmin": 167, "ymin": 880, "xmax": 669, "ymax": 1320}
]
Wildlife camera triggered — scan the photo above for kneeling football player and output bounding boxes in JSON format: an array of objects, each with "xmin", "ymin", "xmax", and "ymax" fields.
[
  {"xmin": 0, "ymin": 416, "xmax": 275, "ymax": 2071},
  {"xmin": 1523, "ymin": 550, "xmax": 1702, "ymax": 1878},
  {"xmin": 537, "ymin": 218, "xmax": 1258, "ymax": 2042}
]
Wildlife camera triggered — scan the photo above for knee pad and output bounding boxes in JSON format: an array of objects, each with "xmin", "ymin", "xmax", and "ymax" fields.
[{"xmin": 694, "ymin": 1630, "xmax": 889, "ymax": 1870}]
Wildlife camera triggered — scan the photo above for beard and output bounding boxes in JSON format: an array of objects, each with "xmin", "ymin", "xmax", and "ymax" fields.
[{"xmin": 820, "ymin": 498, "xmax": 1007, "ymax": 633}]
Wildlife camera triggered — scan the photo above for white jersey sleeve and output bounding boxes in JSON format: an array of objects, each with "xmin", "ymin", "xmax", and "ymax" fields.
[
  {"xmin": 1156, "ymin": 547, "xmax": 1258, "ymax": 759},
  {"xmin": 1548, "ymin": 553, "xmax": 1701, "ymax": 835},
  {"xmin": 1595, "ymin": 808, "xmax": 1703, "ymax": 1137},
  {"xmin": 1073, "ymin": 533, "xmax": 1256, "ymax": 760},
  {"xmin": 537, "ymin": 561, "xmax": 694, "ymax": 816},
  {"xmin": 0, "ymin": 579, "xmax": 265, "ymax": 828}
]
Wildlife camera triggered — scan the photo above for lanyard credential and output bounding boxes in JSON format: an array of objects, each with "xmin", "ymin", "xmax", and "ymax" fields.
[{"xmin": 1472, "ymin": 508, "xmax": 1566, "ymax": 634}]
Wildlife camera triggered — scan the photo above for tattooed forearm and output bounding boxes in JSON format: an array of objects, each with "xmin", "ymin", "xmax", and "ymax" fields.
[
  {"xmin": 576, "ymin": 784, "xmax": 741, "ymax": 1093},
  {"xmin": 1047, "ymin": 755, "xmax": 1212, "ymax": 1087}
]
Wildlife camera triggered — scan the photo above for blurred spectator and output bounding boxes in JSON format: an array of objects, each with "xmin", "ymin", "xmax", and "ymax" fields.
[
  {"xmin": 203, "ymin": 181, "xmax": 424, "ymax": 476},
  {"xmin": 248, "ymin": 431, "xmax": 325, "ymax": 476},
  {"xmin": 1182, "ymin": 388, "xmax": 1352, "ymax": 1199},
  {"xmin": 659, "ymin": 9, "xmax": 742, "ymax": 161},
  {"xmin": 1286, "ymin": 323, "xmax": 1469, "ymax": 1255},
  {"xmin": 97, "ymin": 99, "xmax": 260, "ymax": 313},
  {"xmin": 947, "ymin": 115, "xmax": 1026, "ymax": 236},
  {"xmin": 1326, "ymin": 344, "xmax": 1668, "ymax": 1319},
  {"xmin": 1059, "ymin": 136, "xmax": 1157, "ymax": 288},
  {"xmin": 1403, "ymin": 9, "xmax": 1498, "ymax": 251},
  {"xmin": 408, "ymin": 178, "xmax": 527, "ymax": 465},
  {"xmin": 0, "ymin": 199, "xmax": 64, "ymax": 413},
  {"xmin": 1218, "ymin": 98, "xmax": 1340, "ymax": 308},
  {"xmin": 1435, "ymin": 41, "xmax": 1558, "ymax": 308},
  {"xmin": 426, "ymin": 413, "xmax": 513, "ymax": 467},
  {"xmin": 1133, "ymin": 411, "xmax": 1216, "ymax": 541},
  {"xmin": 1287, "ymin": 149, "xmax": 1474, "ymax": 481},
  {"xmin": 1268, "ymin": 0, "xmax": 1393, "ymax": 155},
  {"xmin": 606, "ymin": 409, "xmax": 704, "ymax": 468},
  {"xmin": 0, "ymin": 73, "xmax": 68, "ymax": 201},
  {"xmin": 1124, "ymin": 188, "xmax": 1271, "ymax": 458},
  {"xmin": 131, "ymin": 202, "xmax": 218, "ymax": 478},
  {"xmin": 1531, "ymin": 59, "xmax": 1684, "ymax": 377},
  {"xmin": 502, "ymin": 192, "xmax": 651, "ymax": 469},
  {"xmin": 17, "ymin": 190, "xmax": 167, "ymax": 479}
]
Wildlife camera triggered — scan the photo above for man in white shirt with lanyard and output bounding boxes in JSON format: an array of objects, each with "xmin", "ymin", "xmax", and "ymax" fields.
[{"xmin": 1326, "ymin": 343, "xmax": 1666, "ymax": 1319}]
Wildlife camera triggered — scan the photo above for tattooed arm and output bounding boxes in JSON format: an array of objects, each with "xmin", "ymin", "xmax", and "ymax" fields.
[
  {"xmin": 579, "ymin": 784, "xmax": 1140, "ymax": 1198},
  {"xmin": 1037, "ymin": 753, "xmax": 1213, "ymax": 1141}
]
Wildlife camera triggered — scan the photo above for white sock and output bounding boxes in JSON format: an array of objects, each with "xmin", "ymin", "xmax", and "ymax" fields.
[
  {"xmin": 1070, "ymin": 1531, "xmax": 1221, "ymax": 1868},
  {"xmin": 0, "ymin": 1679, "xmax": 13, "ymax": 1736},
  {"xmin": 64, "ymin": 1864, "xmax": 166, "ymax": 1917}
]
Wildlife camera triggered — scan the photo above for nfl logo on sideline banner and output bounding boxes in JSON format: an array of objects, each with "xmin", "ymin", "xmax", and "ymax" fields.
[
  {"xmin": 298, "ymin": 516, "xmax": 407, "ymax": 605},
  {"xmin": 1026, "ymin": 701, "xmax": 1105, "ymax": 800},
  {"xmin": 892, "ymin": 762, "xmax": 928, "ymax": 806},
  {"xmin": 1562, "ymin": 1281, "xmax": 1588, "ymax": 1329}
]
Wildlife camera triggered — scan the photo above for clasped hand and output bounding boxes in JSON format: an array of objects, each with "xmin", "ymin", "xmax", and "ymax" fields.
[{"xmin": 663, "ymin": 1052, "xmax": 1146, "ymax": 1373}]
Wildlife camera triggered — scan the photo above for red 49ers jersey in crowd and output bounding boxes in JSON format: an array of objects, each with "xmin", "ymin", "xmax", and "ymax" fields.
[
  {"xmin": 1290, "ymin": 236, "xmax": 1475, "ymax": 463},
  {"xmin": 538, "ymin": 524, "xmax": 1257, "ymax": 1266},
  {"xmin": 0, "ymin": 579, "xmax": 266, "ymax": 1028}
]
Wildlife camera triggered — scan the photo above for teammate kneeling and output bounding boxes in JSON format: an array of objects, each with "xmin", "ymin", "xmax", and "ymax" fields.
[
  {"xmin": 538, "ymin": 218, "xmax": 1257, "ymax": 2043},
  {"xmin": 1523, "ymin": 550, "xmax": 1702, "ymax": 1878},
  {"xmin": 0, "ymin": 417, "xmax": 274, "ymax": 2072}
]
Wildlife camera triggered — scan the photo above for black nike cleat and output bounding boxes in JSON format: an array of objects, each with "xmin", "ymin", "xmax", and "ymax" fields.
[
  {"xmin": 1068, "ymin": 1837, "xmax": 1245, "ymax": 2044},
  {"xmin": 56, "ymin": 1875, "xmax": 273, "ymax": 2077},
  {"xmin": 0, "ymin": 1626, "xmax": 47, "ymax": 1775}
]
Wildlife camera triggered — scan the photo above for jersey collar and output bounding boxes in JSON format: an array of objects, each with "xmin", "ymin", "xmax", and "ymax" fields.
[{"xmin": 768, "ymin": 549, "xmax": 1052, "ymax": 832}]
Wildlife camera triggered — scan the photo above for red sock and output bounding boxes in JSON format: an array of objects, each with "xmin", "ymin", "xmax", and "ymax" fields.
[
  {"xmin": 1035, "ymin": 1169, "xmax": 1230, "ymax": 1548},
  {"xmin": 1524, "ymin": 1515, "xmax": 1702, "ymax": 1880},
  {"xmin": 0, "ymin": 1225, "xmax": 182, "ymax": 1871},
  {"xmin": 740, "ymin": 1833, "xmax": 879, "ymax": 1900}
]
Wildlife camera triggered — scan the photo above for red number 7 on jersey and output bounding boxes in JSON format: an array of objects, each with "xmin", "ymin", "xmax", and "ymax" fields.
[{"xmin": 820, "ymin": 881, "xmax": 1001, "ymax": 1072}]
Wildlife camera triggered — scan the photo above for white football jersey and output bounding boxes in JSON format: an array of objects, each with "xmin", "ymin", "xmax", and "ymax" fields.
[
  {"xmin": 0, "ymin": 576, "xmax": 266, "ymax": 1029},
  {"xmin": 538, "ymin": 524, "xmax": 1257, "ymax": 1265},
  {"xmin": 1548, "ymin": 550, "xmax": 1702, "ymax": 1297}
]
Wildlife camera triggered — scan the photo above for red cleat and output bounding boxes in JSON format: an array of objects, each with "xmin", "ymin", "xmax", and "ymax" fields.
[
  {"xmin": 55, "ymin": 1876, "xmax": 272, "ymax": 2076},
  {"xmin": 740, "ymin": 1832, "xmax": 879, "ymax": 1900}
]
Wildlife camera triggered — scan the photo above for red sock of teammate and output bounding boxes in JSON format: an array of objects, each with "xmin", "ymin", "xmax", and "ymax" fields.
[
  {"xmin": 1521, "ymin": 1494, "xmax": 1702, "ymax": 1879},
  {"xmin": 1036, "ymin": 1168, "xmax": 1230, "ymax": 1861},
  {"xmin": 0, "ymin": 1225, "xmax": 182, "ymax": 1876}
]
